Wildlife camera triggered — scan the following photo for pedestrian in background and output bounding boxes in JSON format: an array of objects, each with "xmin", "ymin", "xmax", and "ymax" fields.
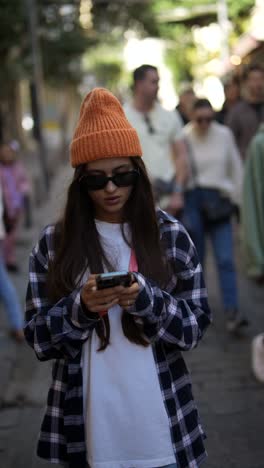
[
  {"xmin": 176, "ymin": 86, "xmax": 196, "ymax": 125},
  {"xmin": 0, "ymin": 182, "xmax": 23, "ymax": 341},
  {"xmin": 24, "ymin": 88, "xmax": 211, "ymax": 468},
  {"xmin": 226, "ymin": 64, "xmax": 264, "ymax": 160},
  {"xmin": 123, "ymin": 64, "xmax": 188, "ymax": 217},
  {"xmin": 216, "ymin": 76, "xmax": 241, "ymax": 125},
  {"xmin": 241, "ymin": 123, "xmax": 264, "ymax": 283},
  {"xmin": 0, "ymin": 141, "xmax": 31, "ymax": 272},
  {"xmin": 241, "ymin": 124, "xmax": 264, "ymax": 382},
  {"xmin": 182, "ymin": 98, "xmax": 248, "ymax": 333}
]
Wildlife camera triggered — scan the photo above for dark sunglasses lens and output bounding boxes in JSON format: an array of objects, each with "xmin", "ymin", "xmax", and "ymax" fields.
[
  {"xmin": 113, "ymin": 171, "xmax": 139, "ymax": 187},
  {"xmin": 80, "ymin": 170, "xmax": 139, "ymax": 191},
  {"xmin": 81, "ymin": 175, "xmax": 107, "ymax": 190},
  {"xmin": 197, "ymin": 117, "xmax": 212, "ymax": 124}
]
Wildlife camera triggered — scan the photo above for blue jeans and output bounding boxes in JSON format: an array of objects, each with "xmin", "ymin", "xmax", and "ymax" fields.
[
  {"xmin": 0, "ymin": 253, "xmax": 23, "ymax": 330},
  {"xmin": 184, "ymin": 188, "xmax": 238, "ymax": 310}
]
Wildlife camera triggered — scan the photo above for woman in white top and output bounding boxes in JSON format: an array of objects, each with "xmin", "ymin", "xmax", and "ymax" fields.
[
  {"xmin": 182, "ymin": 98, "xmax": 248, "ymax": 333},
  {"xmin": 24, "ymin": 88, "xmax": 212, "ymax": 468},
  {"xmin": 0, "ymin": 184, "xmax": 23, "ymax": 341}
]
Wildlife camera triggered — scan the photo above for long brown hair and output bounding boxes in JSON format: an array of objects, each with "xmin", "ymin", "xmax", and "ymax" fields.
[{"xmin": 47, "ymin": 157, "xmax": 169, "ymax": 350}]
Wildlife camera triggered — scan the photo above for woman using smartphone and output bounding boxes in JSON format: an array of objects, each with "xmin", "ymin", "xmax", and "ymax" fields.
[{"xmin": 24, "ymin": 88, "xmax": 212, "ymax": 468}]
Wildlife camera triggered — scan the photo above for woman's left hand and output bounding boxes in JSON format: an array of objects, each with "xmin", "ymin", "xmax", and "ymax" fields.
[{"xmin": 118, "ymin": 280, "xmax": 140, "ymax": 309}]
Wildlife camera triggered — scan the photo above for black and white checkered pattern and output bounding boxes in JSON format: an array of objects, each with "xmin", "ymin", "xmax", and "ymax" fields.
[{"xmin": 24, "ymin": 210, "xmax": 212, "ymax": 468}]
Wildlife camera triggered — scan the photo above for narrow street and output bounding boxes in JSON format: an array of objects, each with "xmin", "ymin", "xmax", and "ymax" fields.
[{"xmin": 0, "ymin": 164, "xmax": 263, "ymax": 468}]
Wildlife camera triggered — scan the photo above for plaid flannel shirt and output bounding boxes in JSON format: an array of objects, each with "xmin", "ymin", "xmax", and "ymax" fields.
[{"xmin": 24, "ymin": 210, "xmax": 212, "ymax": 468}]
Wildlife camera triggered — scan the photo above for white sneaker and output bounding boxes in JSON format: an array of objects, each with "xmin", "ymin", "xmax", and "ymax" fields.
[{"xmin": 252, "ymin": 333, "xmax": 264, "ymax": 383}]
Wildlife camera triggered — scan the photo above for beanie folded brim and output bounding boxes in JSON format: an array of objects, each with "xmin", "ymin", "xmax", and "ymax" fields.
[{"xmin": 70, "ymin": 128, "xmax": 142, "ymax": 167}]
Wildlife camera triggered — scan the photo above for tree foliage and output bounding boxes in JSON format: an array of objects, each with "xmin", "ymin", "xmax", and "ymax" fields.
[
  {"xmin": 0, "ymin": 0, "xmax": 92, "ymax": 92},
  {"xmin": 91, "ymin": 0, "xmax": 159, "ymax": 37},
  {"xmin": 38, "ymin": 1, "xmax": 94, "ymax": 85},
  {"xmin": 0, "ymin": 0, "xmax": 256, "ymax": 93},
  {"xmin": 89, "ymin": 0, "xmax": 255, "ymax": 88},
  {"xmin": 151, "ymin": 0, "xmax": 255, "ymax": 86},
  {"xmin": 0, "ymin": 1, "xmax": 27, "ymax": 93},
  {"xmin": 82, "ymin": 42, "xmax": 123, "ymax": 90}
]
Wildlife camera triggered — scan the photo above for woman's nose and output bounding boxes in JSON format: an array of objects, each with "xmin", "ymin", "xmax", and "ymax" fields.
[{"xmin": 105, "ymin": 180, "xmax": 117, "ymax": 192}]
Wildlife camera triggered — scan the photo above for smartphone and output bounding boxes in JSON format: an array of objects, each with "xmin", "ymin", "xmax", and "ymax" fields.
[{"xmin": 96, "ymin": 271, "xmax": 133, "ymax": 290}]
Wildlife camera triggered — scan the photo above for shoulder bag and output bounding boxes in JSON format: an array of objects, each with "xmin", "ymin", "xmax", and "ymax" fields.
[{"xmin": 185, "ymin": 137, "xmax": 234, "ymax": 224}]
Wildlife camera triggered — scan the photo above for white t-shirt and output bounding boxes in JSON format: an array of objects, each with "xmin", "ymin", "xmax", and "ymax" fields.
[
  {"xmin": 82, "ymin": 220, "xmax": 175, "ymax": 468},
  {"xmin": 124, "ymin": 101, "xmax": 183, "ymax": 182},
  {"xmin": 183, "ymin": 121, "xmax": 243, "ymax": 205}
]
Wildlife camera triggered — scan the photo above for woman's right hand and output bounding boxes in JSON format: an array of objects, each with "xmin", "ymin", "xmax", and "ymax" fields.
[{"xmin": 81, "ymin": 274, "xmax": 124, "ymax": 314}]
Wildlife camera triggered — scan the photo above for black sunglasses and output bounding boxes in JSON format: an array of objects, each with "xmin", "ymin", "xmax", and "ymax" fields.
[
  {"xmin": 79, "ymin": 169, "xmax": 140, "ymax": 191},
  {"xmin": 196, "ymin": 116, "xmax": 213, "ymax": 124},
  {"xmin": 144, "ymin": 114, "xmax": 155, "ymax": 134}
]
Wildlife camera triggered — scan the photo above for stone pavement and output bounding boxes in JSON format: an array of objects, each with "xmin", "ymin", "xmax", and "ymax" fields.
[
  {"xmin": 0, "ymin": 164, "xmax": 73, "ymax": 468},
  {"xmin": 0, "ymin": 166, "xmax": 263, "ymax": 468}
]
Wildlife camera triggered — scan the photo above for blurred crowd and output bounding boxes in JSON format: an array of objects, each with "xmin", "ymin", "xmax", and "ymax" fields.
[
  {"xmin": 123, "ymin": 63, "xmax": 264, "ymax": 382},
  {"xmin": 0, "ymin": 63, "xmax": 263, "ymax": 381}
]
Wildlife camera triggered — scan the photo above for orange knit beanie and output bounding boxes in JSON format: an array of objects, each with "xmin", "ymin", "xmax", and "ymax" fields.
[{"xmin": 70, "ymin": 88, "xmax": 142, "ymax": 167}]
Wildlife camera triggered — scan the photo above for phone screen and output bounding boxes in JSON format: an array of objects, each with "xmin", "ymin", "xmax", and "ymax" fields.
[{"xmin": 96, "ymin": 271, "xmax": 132, "ymax": 289}]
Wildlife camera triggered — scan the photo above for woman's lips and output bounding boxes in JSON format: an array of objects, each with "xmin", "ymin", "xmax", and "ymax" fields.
[{"xmin": 104, "ymin": 196, "xmax": 121, "ymax": 205}]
